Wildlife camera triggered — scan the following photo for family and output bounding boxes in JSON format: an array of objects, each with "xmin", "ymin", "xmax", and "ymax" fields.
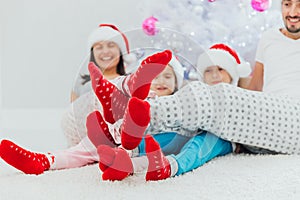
[{"xmin": 0, "ymin": 0, "xmax": 300, "ymax": 181}]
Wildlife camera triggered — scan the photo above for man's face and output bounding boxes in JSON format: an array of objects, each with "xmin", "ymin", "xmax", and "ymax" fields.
[{"xmin": 282, "ymin": 0, "xmax": 300, "ymax": 33}]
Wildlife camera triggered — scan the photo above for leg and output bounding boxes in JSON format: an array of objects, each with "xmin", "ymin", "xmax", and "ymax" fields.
[
  {"xmin": 86, "ymin": 111, "xmax": 119, "ymax": 148},
  {"xmin": 145, "ymin": 135, "xmax": 171, "ymax": 181},
  {"xmin": 51, "ymin": 136, "xmax": 99, "ymax": 170},
  {"xmin": 88, "ymin": 62, "xmax": 129, "ymax": 124},
  {"xmin": 121, "ymin": 97, "xmax": 150, "ymax": 150},
  {"xmin": 138, "ymin": 132, "xmax": 190, "ymax": 156},
  {"xmin": 172, "ymin": 132, "xmax": 232, "ymax": 175},
  {"xmin": 149, "ymin": 82, "xmax": 300, "ymax": 154},
  {"xmin": 0, "ymin": 139, "xmax": 52, "ymax": 175},
  {"xmin": 97, "ymin": 145, "xmax": 133, "ymax": 181},
  {"xmin": 123, "ymin": 50, "xmax": 172, "ymax": 99}
]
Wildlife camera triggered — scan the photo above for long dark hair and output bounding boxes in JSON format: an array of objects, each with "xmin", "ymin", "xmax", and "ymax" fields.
[{"xmin": 81, "ymin": 49, "xmax": 126, "ymax": 85}]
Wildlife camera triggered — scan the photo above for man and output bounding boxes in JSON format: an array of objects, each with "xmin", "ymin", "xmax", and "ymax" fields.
[{"xmin": 249, "ymin": 0, "xmax": 300, "ymax": 96}]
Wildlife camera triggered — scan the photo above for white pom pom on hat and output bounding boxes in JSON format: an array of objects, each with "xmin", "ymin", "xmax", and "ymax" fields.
[
  {"xmin": 197, "ymin": 43, "xmax": 252, "ymax": 85},
  {"xmin": 87, "ymin": 24, "xmax": 136, "ymax": 65}
]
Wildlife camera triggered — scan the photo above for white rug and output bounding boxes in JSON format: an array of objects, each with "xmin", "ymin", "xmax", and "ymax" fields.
[{"xmin": 1, "ymin": 154, "xmax": 300, "ymax": 200}]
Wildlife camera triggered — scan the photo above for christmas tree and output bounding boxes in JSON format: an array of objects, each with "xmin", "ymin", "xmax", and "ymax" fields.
[{"xmin": 137, "ymin": 0, "xmax": 282, "ymax": 78}]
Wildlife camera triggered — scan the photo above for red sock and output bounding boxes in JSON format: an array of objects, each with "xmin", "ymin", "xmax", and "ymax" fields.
[
  {"xmin": 97, "ymin": 145, "xmax": 133, "ymax": 181},
  {"xmin": 145, "ymin": 135, "xmax": 171, "ymax": 181},
  {"xmin": 0, "ymin": 139, "xmax": 51, "ymax": 175},
  {"xmin": 121, "ymin": 97, "xmax": 150, "ymax": 150},
  {"xmin": 86, "ymin": 111, "xmax": 119, "ymax": 148},
  {"xmin": 88, "ymin": 62, "xmax": 129, "ymax": 124},
  {"xmin": 125, "ymin": 50, "xmax": 172, "ymax": 99}
]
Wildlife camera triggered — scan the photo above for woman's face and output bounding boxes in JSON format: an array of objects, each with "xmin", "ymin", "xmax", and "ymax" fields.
[
  {"xmin": 92, "ymin": 41, "xmax": 121, "ymax": 72},
  {"xmin": 150, "ymin": 65, "xmax": 177, "ymax": 97},
  {"xmin": 203, "ymin": 65, "xmax": 232, "ymax": 85}
]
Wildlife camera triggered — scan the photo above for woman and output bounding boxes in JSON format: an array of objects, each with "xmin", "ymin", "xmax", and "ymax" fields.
[{"xmin": 61, "ymin": 23, "xmax": 132, "ymax": 147}]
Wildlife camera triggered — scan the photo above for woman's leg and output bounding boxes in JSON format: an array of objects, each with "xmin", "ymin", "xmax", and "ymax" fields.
[{"xmin": 149, "ymin": 82, "xmax": 300, "ymax": 154}]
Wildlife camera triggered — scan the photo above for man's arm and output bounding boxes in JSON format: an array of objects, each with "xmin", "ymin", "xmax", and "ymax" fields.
[{"xmin": 247, "ymin": 61, "xmax": 264, "ymax": 91}]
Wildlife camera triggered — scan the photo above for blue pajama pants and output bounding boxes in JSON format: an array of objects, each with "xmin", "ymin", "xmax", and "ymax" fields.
[{"xmin": 138, "ymin": 131, "xmax": 232, "ymax": 175}]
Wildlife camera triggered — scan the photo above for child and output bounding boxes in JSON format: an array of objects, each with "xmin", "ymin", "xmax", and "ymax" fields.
[{"xmin": 93, "ymin": 44, "xmax": 252, "ymax": 181}]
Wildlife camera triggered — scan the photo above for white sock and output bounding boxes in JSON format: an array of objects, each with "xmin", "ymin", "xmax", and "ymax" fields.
[
  {"xmin": 131, "ymin": 156, "xmax": 149, "ymax": 173},
  {"xmin": 166, "ymin": 156, "xmax": 178, "ymax": 177}
]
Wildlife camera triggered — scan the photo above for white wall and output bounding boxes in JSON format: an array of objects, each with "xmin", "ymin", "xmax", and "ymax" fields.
[
  {"xmin": 1, "ymin": 0, "xmax": 142, "ymax": 109},
  {"xmin": 0, "ymin": 0, "xmax": 143, "ymax": 142}
]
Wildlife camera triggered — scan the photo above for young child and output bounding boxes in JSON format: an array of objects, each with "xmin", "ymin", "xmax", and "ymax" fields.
[
  {"xmin": 93, "ymin": 44, "xmax": 252, "ymax": 181},
  {"xmin": 0, "ymin": 50, "xmax": 173, "ymax": 175}
]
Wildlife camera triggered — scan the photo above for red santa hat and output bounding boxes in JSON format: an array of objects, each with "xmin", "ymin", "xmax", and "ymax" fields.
[
  {"xmin": 197, "ymin": 43, "xmax": 251, "ymax": 85},
  {"xmin": 87, "ymin": 24, "xmax": 136, "ymax": 65}
]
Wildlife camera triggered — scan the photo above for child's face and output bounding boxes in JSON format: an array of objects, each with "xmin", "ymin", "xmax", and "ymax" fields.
[
  {"xmin": 203, "ymin": 65, "xmax": 232, "ymax": 85},
  {"xmin": 150, "ymin": 65, "xmax": 176, "ymax": 97},
  {"xmin": 92, "ymin": 41, "xmax": 120, "ymax": 72}
]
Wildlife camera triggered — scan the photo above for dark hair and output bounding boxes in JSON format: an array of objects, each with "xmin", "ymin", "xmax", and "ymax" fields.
[{"xmin": 81, "ymin": 49, "xmax": 126, "ymax": 85}]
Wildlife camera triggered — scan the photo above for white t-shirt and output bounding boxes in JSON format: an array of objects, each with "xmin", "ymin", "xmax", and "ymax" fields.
[{"xmin": 255, "ymin": 28, "xmax": 300, "ymax": 100}]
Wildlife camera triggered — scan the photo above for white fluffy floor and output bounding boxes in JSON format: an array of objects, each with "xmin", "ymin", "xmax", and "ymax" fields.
[
  {"xmin": 1, "ymin": 110, "xmax": 300, "ymax": 200},
  {"xmin": 1, "ymin": 153, "xmax": 300, "ymax": 200}
]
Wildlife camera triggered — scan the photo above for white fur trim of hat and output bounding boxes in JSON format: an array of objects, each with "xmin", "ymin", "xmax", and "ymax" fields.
[
  {"xmin": 87, "ymin": 24, "xmax": 136, "ymax": 65},
  {"xmin": 197, "ymin": 43, "xmax": 251, "ymax": 85},
  {"xmin": 169, "ymin": 55, "xmax": 185, "ymax": 89}
]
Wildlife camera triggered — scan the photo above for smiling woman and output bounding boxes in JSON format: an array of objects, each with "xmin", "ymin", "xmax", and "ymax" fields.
[
  {"xmin": 60, "ymin": 24, "xmax": 137, "ymax": 147},
  {"xmin": 71, "ymin": 24, "xmax": 132, "ymax": 102}
]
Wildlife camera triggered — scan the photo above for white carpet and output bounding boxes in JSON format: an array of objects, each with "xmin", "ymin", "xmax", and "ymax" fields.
[
  {"xmin": 1, "ymin": 109, "xmax": 300, "ymax": 200},
  {"xmin": 1, "ymin": 154, "xmax": 300, "ymax": 200}
]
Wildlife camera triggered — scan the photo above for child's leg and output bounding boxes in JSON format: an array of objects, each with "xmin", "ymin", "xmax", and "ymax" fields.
[
  {"xmin": 170, "ymin": 132, "xmax": 232, "ymax": 176},
  {"xmin": 145, "ymin": 135, "xmax": 171, "ymax": 181},
  {"xmin": 121, "ymin": 97, "xmax": 150, "ymax": 150},
  {"xmin": 138, "ymin": 132, "xmax": 189, "ymax": 156}
]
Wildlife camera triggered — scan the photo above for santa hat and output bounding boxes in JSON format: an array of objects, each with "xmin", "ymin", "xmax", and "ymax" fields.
[
  {"xmin": 169, "ymin": 54, "xmax": 185, "ymax": 89},
  {"xmin": 197, "ymin": 43, "xmax": 251, "ymax": 85},
  {"xmin": 87, "ymin": 24, "xmax": 136, "ymax": 65}
]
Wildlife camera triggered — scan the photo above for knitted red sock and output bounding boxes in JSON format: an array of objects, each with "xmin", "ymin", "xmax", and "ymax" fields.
[
  {"xmin": 125, "ymin": 50, "xmax": 172, "ymax": 99},
  {"xmin": 88, "ymin": 62, "xmax": 129, "ymax": 124},
  {"xmin": 0, "ymin": 139, "xmax": 51, "ymax": 175},
  {"xmin": 121, "ymin": 97, "xmax": 150, "ymax": 150},
  {"xmin": 86, "ymin": 111, "xmax": 119, "ymax": 148},
  {"xmin": 97, "ymin": 145, "xmax": 133, "ymax": 181},
  {"xmin": 145, "ymin": 135, "xmax": 171, "ymax": 181}
]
